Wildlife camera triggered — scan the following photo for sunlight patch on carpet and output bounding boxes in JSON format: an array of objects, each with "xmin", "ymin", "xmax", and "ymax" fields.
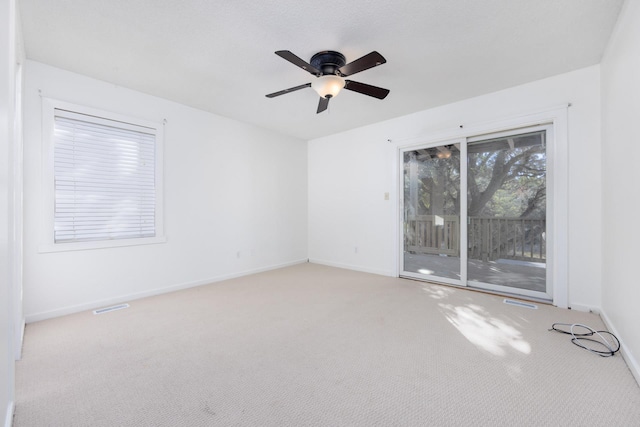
[{"xmin": 439, "ymin": 303, "xmax": 531, "ymax": 357}]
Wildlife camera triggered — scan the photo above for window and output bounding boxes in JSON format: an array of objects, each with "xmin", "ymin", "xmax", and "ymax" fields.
[{"xmin": 41, "ymin": 99, "xmax": 164, "ymax": 251}]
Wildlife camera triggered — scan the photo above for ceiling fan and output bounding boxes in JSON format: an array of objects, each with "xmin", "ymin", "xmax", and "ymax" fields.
[{"xmin": 266, "ymin": 50, "xmax": 390, "ymax": 113}]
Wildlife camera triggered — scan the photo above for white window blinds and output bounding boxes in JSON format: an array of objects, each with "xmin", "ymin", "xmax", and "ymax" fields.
[{"xmin": 53, "ymin": 109, "xmax": 157, "ymax": 243}]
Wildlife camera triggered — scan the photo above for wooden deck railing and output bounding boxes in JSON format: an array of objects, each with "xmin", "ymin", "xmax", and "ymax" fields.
[
  {"xmin": 405, "ymin": 215, "xmax": 546, "ymax": 262},
  {"xmin": 468, "ymin": 217, "xmax": 545, "ymax": 262},
  {"xmin": 405, "ymin": 215, "xmax": 460, "ymax": 257}
]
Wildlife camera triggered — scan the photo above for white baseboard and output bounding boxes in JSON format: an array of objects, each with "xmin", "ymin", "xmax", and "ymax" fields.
[
  {"xmin": 600, "ymin": 309, "xmax": 640, "ymax": 387},
  {"xmin": 4, "ymin": 401, "xmax": 14, "ymax": 427},
  {"xmin": 308, "ymin": 258, "xmax": 394, "ymax": 277},
  {"xmin": 25, "ymin": 259, "xmax": 308, "ymax": 323},
  {"xmin": 567, "ymin": 303, "xmax": 600, "ymax": 314}
]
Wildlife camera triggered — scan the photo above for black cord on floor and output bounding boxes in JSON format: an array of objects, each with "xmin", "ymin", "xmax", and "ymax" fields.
[{"xmin": 549, "ymin": 322, "xmax": 620, "ymax": 357}]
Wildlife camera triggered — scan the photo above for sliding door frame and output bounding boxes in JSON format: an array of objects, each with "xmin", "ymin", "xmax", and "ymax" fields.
[
  {"xmin": 399, "ymin": 138, "xmax": 467, "ymax": 288},
  {"xmin": 394, "ymin": 106, "xmax": 569, "ymax": 308},
  {"xmin": 465, "ymin": 124, "xmax": 553, "ymax": 301}
]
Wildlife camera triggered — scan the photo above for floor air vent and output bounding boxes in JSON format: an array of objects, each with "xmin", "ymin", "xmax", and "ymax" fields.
[
  {"xmin": 93, "ymin": 303, "xmax": 130, "ymax": 315},
  {"xmin": 503, "ymin": 299, "xmax": 538, "ymax": 309}
]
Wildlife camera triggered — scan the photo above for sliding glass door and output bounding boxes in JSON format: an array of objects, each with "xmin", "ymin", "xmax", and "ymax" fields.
[
  {"xmin": 466, "ymin": 130, "xmax": 548, "ymax": 298},
  {"xmin": 402, "ymin": 142, "xmax": 462, "ymax": 286},
  {"xmin": 401, "ymin": 126, "xmax": 551, "ymax": 301}
]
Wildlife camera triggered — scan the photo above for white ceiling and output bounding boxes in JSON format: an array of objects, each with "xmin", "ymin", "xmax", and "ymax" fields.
[{"xmin": 19, "ymin": 0, "xmax": 623, "ymax": 140}]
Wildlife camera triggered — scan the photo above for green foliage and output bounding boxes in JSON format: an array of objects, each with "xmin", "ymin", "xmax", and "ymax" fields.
[{"xmin": 404, "ymin": 131, "xmax": 546, "ymax": 219}]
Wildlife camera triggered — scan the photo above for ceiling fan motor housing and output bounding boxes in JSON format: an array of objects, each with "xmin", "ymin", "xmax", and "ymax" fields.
[{"xmin": 310, "ymin": 51, "xmax": 346, "ymax": 76}]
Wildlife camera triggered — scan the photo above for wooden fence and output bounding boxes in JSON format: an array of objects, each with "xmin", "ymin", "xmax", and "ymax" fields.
[{"xmin": 405, "ymin": 215, "xmax": 546, "ymax": 262}]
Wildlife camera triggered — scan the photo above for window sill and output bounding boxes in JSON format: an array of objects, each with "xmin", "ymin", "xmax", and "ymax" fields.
[{"xmin": 38, "ymin": 236, "xmax": 167, "ymax": 253}]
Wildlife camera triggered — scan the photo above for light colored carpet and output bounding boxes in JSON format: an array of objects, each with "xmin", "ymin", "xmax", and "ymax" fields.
[{"xmin": 14, "ymin": 263, "xmax": 640, "ymax": 426}]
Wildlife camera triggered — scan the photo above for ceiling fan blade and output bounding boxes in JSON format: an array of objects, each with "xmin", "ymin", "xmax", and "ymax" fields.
[
  {"xmin": 338, "ymin": 51, "xmax": 386, "ymax": 76},
  {"xmin": 317, "ymin": 97, "xmax": 330, "ymax": 113},
  {"xmin": 344, "ymin": 80, "xmax": 390, "ymax": 99},
  {"xmin": 265, "ymin": 83, "xmax": 311, "ymax": 98},
  {"xmin": 275, "ymin": 50, "xmax": 321, "ymax": 75}
]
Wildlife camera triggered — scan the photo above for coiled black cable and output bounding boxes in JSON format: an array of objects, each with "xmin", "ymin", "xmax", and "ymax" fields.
[{"xmin": 549, "ymin": 322, "xmax": 620, "ymax": 357}]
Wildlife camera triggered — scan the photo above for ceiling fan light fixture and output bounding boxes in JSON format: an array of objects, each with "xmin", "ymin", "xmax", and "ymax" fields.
[
  {"xmin": 436, "ymin": 145, "xmax": 452, "ymax": 159},
  {"xmin": 312, "ymin": 75, "xmax": 345, "ymax": 99},
  {"xmin": 266, "ymin": 50, "xmax": 389, "ymax": 113}
]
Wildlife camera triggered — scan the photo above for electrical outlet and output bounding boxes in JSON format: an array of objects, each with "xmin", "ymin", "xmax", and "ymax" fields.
[{"xmin": 384, "ymin": 192, "xmax": 389, "ymax": 200}]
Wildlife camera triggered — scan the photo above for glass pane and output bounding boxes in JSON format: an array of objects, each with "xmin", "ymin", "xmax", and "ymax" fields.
[
  {"xmin": 403, "ymin": 144, "xmax": 460, "ymax": 281},
  {"xmin": 467, "ymin": 131, "xmax": 546, "ymax": 292}
]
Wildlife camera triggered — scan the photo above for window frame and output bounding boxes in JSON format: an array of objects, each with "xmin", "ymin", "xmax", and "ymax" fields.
[{"xmin": 39, "ymin": 98, "xmax": 166, "ymax": 252}]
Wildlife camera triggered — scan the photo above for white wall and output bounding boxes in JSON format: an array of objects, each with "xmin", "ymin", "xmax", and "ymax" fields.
[
  {"xmin": 1, "ymin": 0, "xmax": 19, "ymax": 423},
  {"xmin": 22, "ymin": 61, "xmax": 308, "ymax": 321},
  {"xmin": 600, "ymin": 0, "xmax": 640, "ymax": 383},
  {"xmin": 309, "ymin": 65, "xmax": 602, "ymax": 310},
  {"xmin": 12, "ymin": 2, "xmax": 25, "ymax": 363}
]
